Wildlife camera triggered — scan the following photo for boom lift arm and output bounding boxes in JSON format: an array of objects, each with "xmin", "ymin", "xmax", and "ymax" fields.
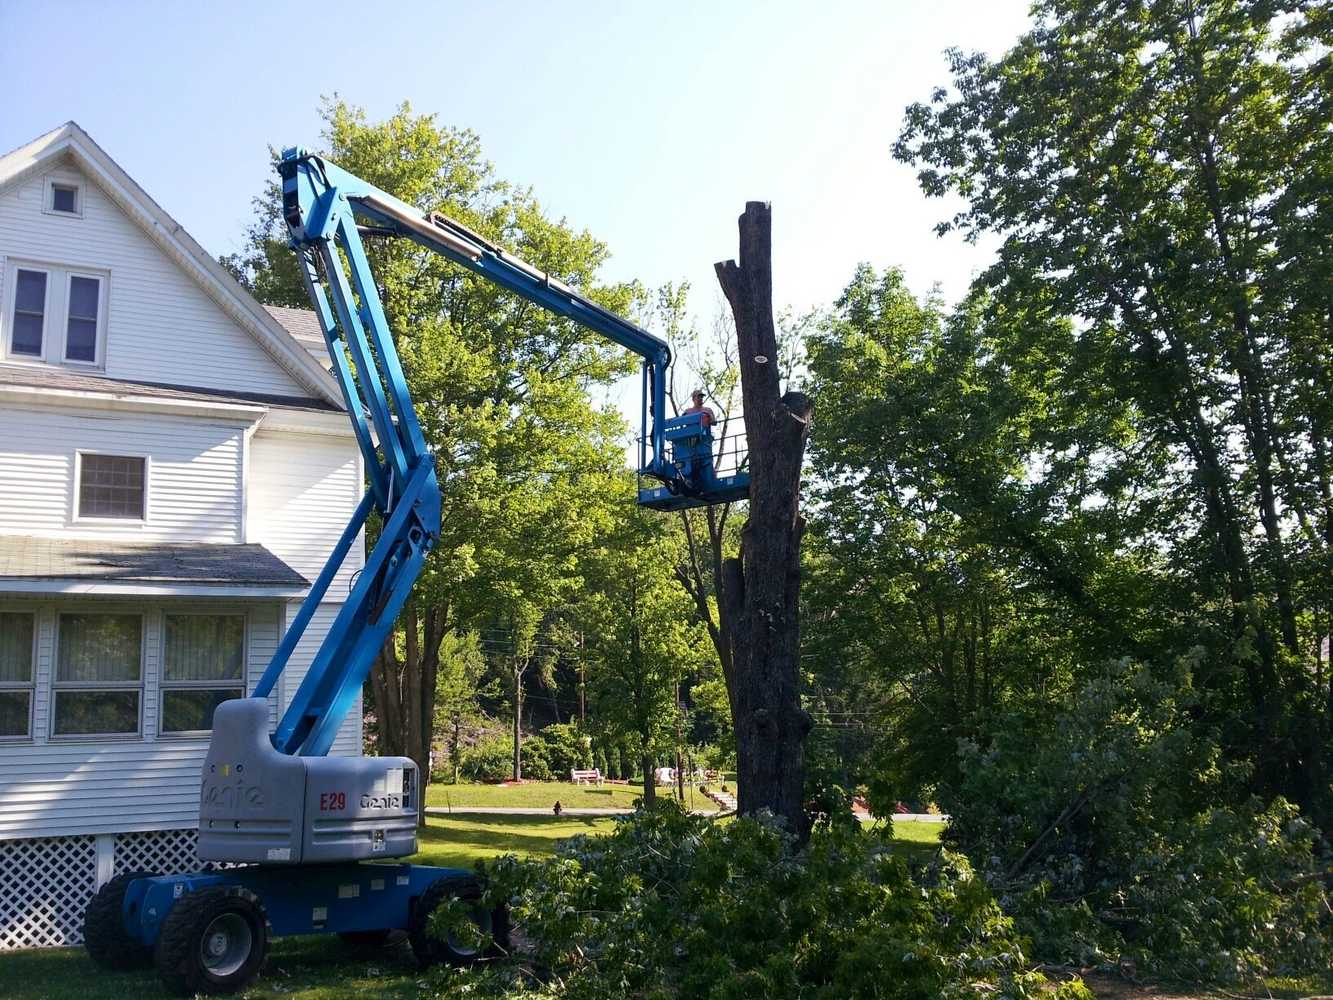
[{"xmin": 252, "ymin": 150, "xmax": 746, "ymax": 759}]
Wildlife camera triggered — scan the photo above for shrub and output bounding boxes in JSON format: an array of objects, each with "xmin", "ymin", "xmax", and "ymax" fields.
[
  {"xmin": 539, "ymin": 723, "xmax": 593, "ymax": 777},
  {"xmin": 434, "ymin": 805, "xmax": 1092, "ymax": 999},
  {"xmin": 941, "ymin": 656, "xmax": 1332, "ymax": 981},
  {"xmin": 520, "ymin": 735, "xmax": 553, "ymax": 781},
  {"xmin": 460, "ymin": 735, "xmax": 513, "ymax": 783}
]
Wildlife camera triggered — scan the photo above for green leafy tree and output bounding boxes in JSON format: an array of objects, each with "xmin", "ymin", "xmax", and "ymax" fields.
[
  {"xmin": 229, "ymin": 99, "xmax": 635, "ymax": 799},
  {"xmin": 580, "ymin": 482, "xmax": 712, "ymax": 803},
  {"xmin": 895, "ymin": 0, "xmax": 1333, "ymax": 822}
]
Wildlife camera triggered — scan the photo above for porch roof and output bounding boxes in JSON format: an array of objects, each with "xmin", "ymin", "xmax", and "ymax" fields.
[{"xmin": 0, "ymin": 536, "xmax": 310, "ymax": 598}]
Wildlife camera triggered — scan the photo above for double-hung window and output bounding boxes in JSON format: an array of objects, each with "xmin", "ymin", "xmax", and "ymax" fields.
[
  {"xmin": 160, "ymin": 613, "xmax": 245, "ymax": 735},
  {"xmin": 0, "ymin": 612, "xmax": 36, "ymax": 739},
  {"xmin": 8, "ymin": 268, "xmax": 49, "ymax": 358},
  {"xmin": 64, "ymin": 274, "xmax": 103, "ymax": 363},
  {"xmin": 3, "ymin": 260, "xmax": 107, "ymax": 368},
  {"xmin": 53, "ymin": 612, "xmax": 143, "ymax": 737}
]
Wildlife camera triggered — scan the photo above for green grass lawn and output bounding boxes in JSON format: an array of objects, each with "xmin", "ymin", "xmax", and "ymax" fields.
[
  {"xmin": 411, "ymin": 813, "xmax": 615, "ymax": 868},
  {"xmin": 426, "ymin": 779, "xmax": 721, "ymax": 812}
]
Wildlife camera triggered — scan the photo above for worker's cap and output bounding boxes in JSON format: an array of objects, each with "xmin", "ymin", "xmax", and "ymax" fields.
[{"xmin": 691, "ymin": 389, "xmax": 704, "ymax": 399}]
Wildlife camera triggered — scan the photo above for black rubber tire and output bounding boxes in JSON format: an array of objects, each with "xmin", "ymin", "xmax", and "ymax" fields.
[
  {"xmin": 337, "ymin": 928, "xmax": 393, "ymax": 950},
  {"xmin": 153, "ymin": 885, "xmax": 269, "ymax": 996},
  {"xmin": 83, "ymin": 870, "xmax": 158, "ymax": 970},
  {"xmin": 409, "ymin": 874, "xmax": 510, "ymax": 968}
]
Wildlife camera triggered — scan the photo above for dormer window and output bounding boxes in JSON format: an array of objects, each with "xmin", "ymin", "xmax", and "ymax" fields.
[
  {"xmin": 3, "ymin": 259, "xmax": 108, "ymax": 368},
  {"xmin": 43, "ymin": 176, "xmax": 83, "ymax": 218}
]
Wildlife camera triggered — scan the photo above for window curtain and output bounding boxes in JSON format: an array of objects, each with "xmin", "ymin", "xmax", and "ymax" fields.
[
  {"xmin": 0, "ymin": 612, "xmax": 33, "ymax": 683},
  {"xmin": 164, "ymin": 615, "xmax": 243, "ymax": 682},
  {"xmin": 57, "ymin": 614, "xmax": 141, "ymax": 682}
]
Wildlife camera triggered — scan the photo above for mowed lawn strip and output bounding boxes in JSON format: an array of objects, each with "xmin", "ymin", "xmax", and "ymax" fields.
[
  {"xmin": 425, "ymin": 779, "xmax": 721, "ymax": 812},
  {"xmin": 411, "ymin": 814, "xmax": 617, "ymax": 869}
]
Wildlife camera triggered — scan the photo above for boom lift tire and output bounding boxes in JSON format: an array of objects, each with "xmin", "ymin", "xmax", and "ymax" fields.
[
  {"xmin": 409, "ymin": 874, "xmax": 510, "ymax": 968},
  {"xmin": 153, "ymin": 885, "xmax": 269, "ymax": 996},
  {"xmin": 83, "ymin": 870, "xmax": 158, "ymax": 969}
]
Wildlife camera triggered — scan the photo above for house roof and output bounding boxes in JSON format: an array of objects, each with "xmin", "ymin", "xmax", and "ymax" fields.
[
  {"xmin": 0, "ymin": 536, "xmax": 309, "ymax": 597},
  {"xmin": 0, "ymin": 361, "xmax": 339, "ymax": 412},
  {"xmin": 0, "ymin": 122, "xmax": 343, "ymax": 410},
  {"xmin": 263, "ymin": 306, "xmax": 329, "ymax": 369}
]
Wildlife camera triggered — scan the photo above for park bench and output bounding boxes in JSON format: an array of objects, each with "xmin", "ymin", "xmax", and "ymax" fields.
[{"xmin": 570, "ymin": 768, "xmax": 602, "ymax": 785}]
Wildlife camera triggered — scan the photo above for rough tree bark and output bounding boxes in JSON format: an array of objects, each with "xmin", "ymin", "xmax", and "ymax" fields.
[
  {"xmin": 371, "ymin": 603, "xmax": 446, "ymax": 824},
  {"xmin": 714, "ymin": 202, "xmax": 814, "ymax": 838}
]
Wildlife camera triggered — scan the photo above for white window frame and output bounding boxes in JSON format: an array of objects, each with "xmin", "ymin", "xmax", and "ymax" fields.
[
  {"xmin": 50, "ymin": 610, "xmax": 146, "ymax": 741},
  {"xmin": 43, "ymin": 176, "xmax": 84, "ymax": 219},
  {"xmin": 73, "ymin": 450, "xmax": 151, "ymax": 525},
  {"xmin": 61, "ymin": 270, "xmax": 107, "ymax": 367},
  {"xmin": 0, "ymin": 609, "xmax": 38, "ymax": 743},
  {"xmin": 158, "ymin": 610, "xmax": 248, "ymax": 738},
  {"xmin": 4, "ymin": 263, "xmax": 52, "ymax": 363},
  {"xmin": 1, "ymin": 258, "xmax": 109, "ymax": 370}
]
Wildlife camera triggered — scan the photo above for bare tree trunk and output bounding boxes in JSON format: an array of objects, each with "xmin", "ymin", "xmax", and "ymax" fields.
[
  {"xmin": 511, "ymin": 661, "xmax": 524, "ymax": 781},
  {"xmin": 641, "ymin": 751, "xmax": 656, "ymax": 805},
  {"xmin": 371, "ymin": 642, "xmax": 405, "ymax": 758},
  {"xmin": 715, "ymin": 202, "xmax": 814, "ymax": 839}
]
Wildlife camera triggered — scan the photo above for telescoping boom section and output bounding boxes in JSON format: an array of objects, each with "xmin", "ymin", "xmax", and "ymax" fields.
[{"xmin": 255, "ymin": 150, "xmax": 748, "ymax": 760}]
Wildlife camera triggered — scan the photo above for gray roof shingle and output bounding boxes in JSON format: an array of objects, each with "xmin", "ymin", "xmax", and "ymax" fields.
[
  {"xmin": 0, "ymin": 537, "xmax": 309, "ymax": 589},
  {"xmin": 0, "ymin": 363, "xmax": 338, "ymax": 412},
  {"xmin": 264, "ymin": 306, "xmax": 329, "ymax": 368}
]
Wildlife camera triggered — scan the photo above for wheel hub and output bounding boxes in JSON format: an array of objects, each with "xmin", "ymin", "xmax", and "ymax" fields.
[{"xmin": 199, "ymin": 912, "xmax": 252, "ymax": 977}]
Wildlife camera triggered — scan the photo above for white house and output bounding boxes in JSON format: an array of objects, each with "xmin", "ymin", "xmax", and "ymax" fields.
[{"xmin": 0, "ymin": 123, "xmax": 365, "ymax": 950}]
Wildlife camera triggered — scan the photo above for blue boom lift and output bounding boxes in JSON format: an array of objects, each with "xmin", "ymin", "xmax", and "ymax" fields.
[{"xmin": 79, "ymin": 151, "xmax": 749, "ymax": 995}]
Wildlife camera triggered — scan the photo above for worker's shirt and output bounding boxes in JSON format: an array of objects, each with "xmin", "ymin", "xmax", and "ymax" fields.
[{"xmin": 684, "ymin": 404, "xmax": 715, "ymax": 429}]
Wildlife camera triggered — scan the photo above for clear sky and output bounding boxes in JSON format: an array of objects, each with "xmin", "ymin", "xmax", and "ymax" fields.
[{"xmin": 1, "ymin": 0, "xmax": 1032, "ymax": 413}]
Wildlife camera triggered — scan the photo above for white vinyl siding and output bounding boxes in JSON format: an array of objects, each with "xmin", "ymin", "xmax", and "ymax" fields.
[
  {"xmin": 0, "ymin": 164, "xmax": 307, "ymax": 396},
  {"xmin": 248, "ymin": 430, "xmax": 365, "ymax": 595},
  {"xmin": 0, "ymin": 407, "xmax": 247, "ymax": 541}
]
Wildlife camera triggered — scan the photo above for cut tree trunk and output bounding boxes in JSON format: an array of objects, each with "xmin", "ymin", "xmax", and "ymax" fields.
[{"xmin": 714, "ymin": 201, "xmax": 814, "ymax": 840}]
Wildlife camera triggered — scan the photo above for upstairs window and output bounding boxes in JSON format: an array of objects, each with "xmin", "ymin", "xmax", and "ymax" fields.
[
  {"xmin": 0, "ymin": 611, "xmax": 35, "ymax": 740},
  {"xmin": 77, "ymin": 453, "xmax": 147, "ymax": 521},
  {"xmin": 51, "ymin": 184, "xmax": 78, "ymax": 214},
  {"xmin": 43, "ymin": 177, "xmax": 83, "ymax": 218},
  {"xmin": 3, "ymin": 260, "xmax": 108, "ymax": 368},
  {"xmin": 65, "ymin": 275, "xmax": 101, "ymax": 363},
  {"xmin": 9, "ymin": 268, "xmax": 48, "ymax": 357}
]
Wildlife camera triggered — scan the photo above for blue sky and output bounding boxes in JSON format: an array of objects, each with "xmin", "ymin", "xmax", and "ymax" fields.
[{"xmin": 2, "ymin": 0, "xmax": 1032, "ymax": 417}]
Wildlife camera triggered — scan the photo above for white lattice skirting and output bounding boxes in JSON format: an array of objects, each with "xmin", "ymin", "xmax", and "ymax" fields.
[{"xmin": 0, "ymin": 828, "xmax": 204, "ymax": 950}]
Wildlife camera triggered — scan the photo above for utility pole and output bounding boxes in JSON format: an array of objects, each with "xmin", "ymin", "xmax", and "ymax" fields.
[
  {"xmin": 674, "ymin": 681, "xmax": 686, "ymax": 804},
  {"xmin": 578, "ymin": 631, "xmax": 586, "ymax": 725}
]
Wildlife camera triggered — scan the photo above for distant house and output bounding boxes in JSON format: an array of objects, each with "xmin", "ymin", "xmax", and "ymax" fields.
[{"xmin": 0, "ymin": 123, "xmax": 364, "ymax": 950}]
